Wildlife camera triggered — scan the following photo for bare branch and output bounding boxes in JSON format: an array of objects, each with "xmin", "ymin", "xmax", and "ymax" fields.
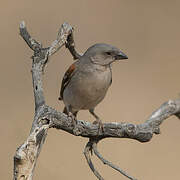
[
  {"xmin": 14, "ymin": 22, "xmax": 72, "ymax": 180},
  {"xmin": 92, "ymin": 141, "xmax": 137, "ymax": 180},
  {"xmin": 65, "ymin": 31, "xmax": 82, "ymax": 60},
  {"xmin": 48, "ymin": 22, "xmax": 73, "ymax": 56},
  {"xmin": 84, "ymin": 141, "xmax": 104, "ymax": 180},
  {"xmin": 14, "ymin": 21, "xmax": 180, "ymax": 180},
  {"xmin": 50, "ymin": 99, "xmax": 180, "ymax": 141},
  {"xmin": 19, "ymin": 21, "xmax": 42, "ymax": 51},
  {"xmin": 20, "ymin": 21, "xmax": 47, "ymax": 109},
  {"xmin": 146, "ymin": 99, "xmax": 180, "ymax": 133},
  {"xmin": 14, "ymin": 114, "xmax": 49, "ymax": 180}
]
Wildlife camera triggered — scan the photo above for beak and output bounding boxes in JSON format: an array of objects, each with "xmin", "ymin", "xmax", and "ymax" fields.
[{"xmin": 115, "ymin": 51, "xmax": 128, "ymax": 60}]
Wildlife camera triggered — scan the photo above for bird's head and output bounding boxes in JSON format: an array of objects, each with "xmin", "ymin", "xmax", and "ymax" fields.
[{"xmin": 84, "ymin": 43, "xmax": 128, "ymax": 66}]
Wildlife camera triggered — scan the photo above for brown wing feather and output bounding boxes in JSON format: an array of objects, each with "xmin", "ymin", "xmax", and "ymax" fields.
[{"xmin": 59, "ymin": 63, "xmax": 76, "ymax": 100}]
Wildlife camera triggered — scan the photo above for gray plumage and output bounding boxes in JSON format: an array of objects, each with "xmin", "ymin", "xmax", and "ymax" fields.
[{"xmin": 59, "ymin": 43, "xmax": 128, "ymax": 130}]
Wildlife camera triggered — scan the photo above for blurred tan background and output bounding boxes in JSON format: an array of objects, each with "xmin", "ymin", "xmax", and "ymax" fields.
[{"xmin": 1, "ymin": 0, "xmax": 180, "ymax": 179}]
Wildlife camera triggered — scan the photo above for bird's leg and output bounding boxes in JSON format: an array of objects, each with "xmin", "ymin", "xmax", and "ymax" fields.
[
  {"xmin": 89, "ymin": 109, "xmax": 104, "ymax": 133},
  {"xmin": 65, "ymin": 106, "xmax": 77, "ymax": 127}
]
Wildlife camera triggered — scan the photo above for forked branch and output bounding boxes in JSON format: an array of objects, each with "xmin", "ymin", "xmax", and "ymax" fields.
[
  {"xmin": 84, "ymin": 140, "xmax": 104, "ymax": 180},
  {"xmin": 14, "ymin": 22, "xmax": 180, "ymax": 180}
]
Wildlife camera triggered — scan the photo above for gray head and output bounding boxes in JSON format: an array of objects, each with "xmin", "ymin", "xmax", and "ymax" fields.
[{"xmin": 84, "ymin": 43, "xmax": 128, "ymax": 66}]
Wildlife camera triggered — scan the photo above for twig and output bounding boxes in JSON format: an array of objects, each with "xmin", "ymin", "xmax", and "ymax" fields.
[
  {"xmin": 84, "ymin": 141, "xmax": 104, "ymax": 180},
  {"xmin": 48, "ymin": 22, "xmax": 73, "ymax": 56},
  {"xmin": 65, "ymin": 29, "xmax": 82, "ymax": 60},
  {"xmin": 92, "ymin": 141, "xmax": 137, "ymax": 180},
  {"xmin": 19, "ymin": 21, "xmax": 41, "ymax": 51}
]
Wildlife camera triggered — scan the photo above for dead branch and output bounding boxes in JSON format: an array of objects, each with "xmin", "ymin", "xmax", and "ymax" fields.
[
  {"xmin": 84, "ymin": 140, "xmax": 104, "ymax": 180},
  {"xmin": 92, "ymin": 140, "xmax": 137, "ymax": 180},
  {"xmin": 14, "ymin": 21, "xmax": 73, "ymax": 180},
  {"xmin": 65, "ymin": 31, "xmax": 82, "ymax": 60},
  {"xmin": 14, "ymin": 21, "xmax": 180, "ymax": 180}
]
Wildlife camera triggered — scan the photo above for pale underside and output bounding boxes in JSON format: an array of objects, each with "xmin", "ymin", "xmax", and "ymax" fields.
[{"xmin": 63, "ymin": 63, "xmax": 112, "ymax": 112}]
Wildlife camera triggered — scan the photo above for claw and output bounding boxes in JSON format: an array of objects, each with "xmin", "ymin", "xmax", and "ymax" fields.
[
  {"xmin": 68, "ymin": 112, "xmax": 77, "ymax": 127},
  {"xmin": 93, "ymin": 119, "xmax": 104, "ymax": 134},
  {"xmin": 89, "ymin": 109, "xmax": 104, "ymax": 134}
]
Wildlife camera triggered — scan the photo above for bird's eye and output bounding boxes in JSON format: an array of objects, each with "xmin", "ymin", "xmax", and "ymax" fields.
[{"xmin": 106, "ymin": 52, "xmax": 111, "ymax": 55}]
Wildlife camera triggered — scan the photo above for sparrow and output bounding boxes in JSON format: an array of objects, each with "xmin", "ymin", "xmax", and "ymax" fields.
[{"xmin": 59, "ymin": 43, "xmax": 128, "ymax": 131}]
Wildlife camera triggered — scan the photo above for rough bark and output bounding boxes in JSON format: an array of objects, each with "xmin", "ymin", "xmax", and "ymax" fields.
[{"xmin": 13, "ymin": 21, "xmax": 180, "ymax": 180}]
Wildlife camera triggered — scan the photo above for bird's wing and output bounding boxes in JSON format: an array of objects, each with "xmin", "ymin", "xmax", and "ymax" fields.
[{"xmin": 59, "ymin": 62, "xmax": 76, "ymax": 101}]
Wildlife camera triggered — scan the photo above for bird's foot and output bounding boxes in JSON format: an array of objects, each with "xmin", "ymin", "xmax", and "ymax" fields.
[
  {"xmin": 93, "ymin": 119, "xmax": 104, "ymax": 134},
  {"xmin": 68, "ymin": 112, "xmax": 77, "ymax": 127}
]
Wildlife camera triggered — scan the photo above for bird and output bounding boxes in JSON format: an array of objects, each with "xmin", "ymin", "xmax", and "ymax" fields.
[{"xmin": 58, "ymin": 43, "xmax": 128, "ymax": 131}]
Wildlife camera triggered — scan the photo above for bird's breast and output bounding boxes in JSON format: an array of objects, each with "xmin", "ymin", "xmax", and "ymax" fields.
[
  {"xmin": 63, "ymin": 66, "xmax": 112, "ymax": 110},
  {"xmin": 77, "ymin": 67, "xmax": 111, "ymax": 96}
]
